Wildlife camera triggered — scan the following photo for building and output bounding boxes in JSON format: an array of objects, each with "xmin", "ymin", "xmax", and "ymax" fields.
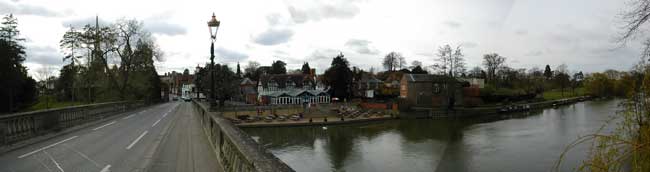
[
  {"xmin": 400, "ymin": 74, "xmax": 464, "ymax": 108},
  {"xmin": 257, "ymin": 74, "xmax": 330, "ymax": 105},
  {"xmin": 353, "ymin": 74, "xmax": 383, "ymax": 98},
  {"xmin": 239, "ymin": 78, "xmax": 258, "ymax": 104},
  {"xmin": 160, "ymin": 69, "xmax": 196, "ymax": 100},
  {"xmin": 459, "ymin": 78, "xmax": 485, "ymax": 88},
  {"xmin": 381, "ymin": 72, "xmax": 404, "ymax": 96}
]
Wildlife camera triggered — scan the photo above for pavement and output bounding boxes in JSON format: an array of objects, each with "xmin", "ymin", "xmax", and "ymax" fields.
[{"xmin": 0, "ymin": 102, "xmax": 222, "ymax": 172}]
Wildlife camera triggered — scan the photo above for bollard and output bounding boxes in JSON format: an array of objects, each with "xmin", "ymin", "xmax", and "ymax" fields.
[{"xmin": 324, "ymin": 117, "xmax": 327, "ymax": 122}]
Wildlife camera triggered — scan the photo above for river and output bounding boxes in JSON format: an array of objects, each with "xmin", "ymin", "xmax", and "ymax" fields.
[{"xmin": 244, "ymin": 99, "xmax": 621, "ymax": 172}]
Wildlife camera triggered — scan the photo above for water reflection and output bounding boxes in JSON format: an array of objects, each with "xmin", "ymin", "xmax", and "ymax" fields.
[{"xmin": 244, "ymin": 100, "xmax": 620, "ymax": 172}]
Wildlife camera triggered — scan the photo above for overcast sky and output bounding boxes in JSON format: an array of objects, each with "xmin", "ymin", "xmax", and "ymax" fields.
[{"xmin": 1, "ymin": 0, "xmax": 644, "ymax": 78}]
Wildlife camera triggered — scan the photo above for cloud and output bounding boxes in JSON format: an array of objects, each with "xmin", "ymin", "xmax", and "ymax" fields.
[
  {"xmin": 252, "ymin": 28, "xmax": 294, "ymax": 45},
  {"xmin": 344, "ymin": 39, "xmax": 379, "ymax": 55},
  {"xmin": 62, "ymin": 17, "xmax": 110, "ymax": 28},
  {"xmin": 144, "ymin": 22, "xmax": 187, "ymax": 36},
  {"xmin": 25, "ymin": 45, "xmax": 63, "ymax": 66},
  {"xmin": 442, "ymin": 20, "xmax": 461, "ymax": 28},
  {"xmin": 266, "ymin": 13, "xmax": 284, "ymax": 26},
  {"xmin": 525, "ymin": 50, "xmax": 544, "ymax": 56},
  {"xmin": 287, "ymin": 1, "xmax": 360, "ymax": 23},
  {"xmin": 0, "ymin": 1, "xmax": 61, "ymax": 17},
  {"xmin": 143, "ymin": 12, "xmax": 187, "ymax": 36},
  {"xmin": 461, "ymin": 41, "xmax": 478, "ymax": 48},
  {"xmin": 515, "ymin": 29, "xmax": 528, "ymax": 35},
  {"xmin": 215, "ymin": 47, "xmax": 248, "ymax": 63}
]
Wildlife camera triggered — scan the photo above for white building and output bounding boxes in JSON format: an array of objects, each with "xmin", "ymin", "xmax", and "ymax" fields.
[{"xmin": 257, "ymin": 74, "xmax": 330, "ymax": 105}]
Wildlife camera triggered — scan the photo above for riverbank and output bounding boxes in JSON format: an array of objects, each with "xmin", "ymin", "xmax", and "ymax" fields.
[
  {"xmin": 225, "ymin": 96, "xmax": 592, "ymax": 127},
  {"xmin": 406, "ymin": 96, "xmax": 592, "ymax": 118},
  {"xmin": 237, "ymin": 114, "xmax": 396, "ymax": 128}
]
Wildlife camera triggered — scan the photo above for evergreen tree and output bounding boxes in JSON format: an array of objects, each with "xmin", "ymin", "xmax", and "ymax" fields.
[
  {"xmin": 302, "ymin": 62, "xmax": 311, "ymax": 74},
  {"xmin": 544, "ymin": 64, "xmax": 553, "ymax": 79},
  {"xmin": 0, "ymin": 14, "xmax": 37, "ymax": 113},
  {"xmin": 324, "ymin": 52, "xmax": 353, "ymax": 99},
  {"xmin": 270, "ymin": 60, "xmax": 287, "ymax": 74},
  {"xmin": 236, "ymin": 62, "xmax": 242, "ymax": 77}
]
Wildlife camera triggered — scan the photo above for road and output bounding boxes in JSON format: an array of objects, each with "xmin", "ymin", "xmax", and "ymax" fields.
[{"xmin": 0, "ymin": 102, "xmax": 222, "ymax": 172}]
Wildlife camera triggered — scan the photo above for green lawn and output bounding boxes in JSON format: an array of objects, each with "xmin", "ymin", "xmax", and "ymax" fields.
[
  {"xmin": 543, "ymin": 87, "xmax": 586, "ymax": 101},
  {"xmin": 25, "ymin": 96, "xmax": 86, "ymax": 112}
]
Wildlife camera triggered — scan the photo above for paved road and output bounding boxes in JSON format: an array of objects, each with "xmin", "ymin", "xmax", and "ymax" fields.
[{"xmin": 0, "ymin": 102, "xmax": 222, "ymax": 172}]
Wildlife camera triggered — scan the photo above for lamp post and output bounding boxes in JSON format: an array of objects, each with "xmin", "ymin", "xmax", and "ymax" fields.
[{"xmin": 208, "ymin": 13, "xmax": 221, "ymax": 109}]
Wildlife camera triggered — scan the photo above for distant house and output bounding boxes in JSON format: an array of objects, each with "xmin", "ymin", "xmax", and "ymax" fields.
[
  {"xmin": 459, "ymin": 78, "xmax": 485, "ymax": 88},
  {"xmin": 380, "ymin": 72, "xmax": 404, "ymax": 96},
  {"xmin": 239, "ymin": 78, "xmax": 257, "ymax": 104},
  {"xmin": 400, "ymin": 74, "xmax": 464, "ymax": 108},
  {"xmin": 353, "ymin": 74, "xmax": 383, "ymax": 98},
  {"xmin": 257, "ymin": 74, "xmax": 330, "ymax": 105}
]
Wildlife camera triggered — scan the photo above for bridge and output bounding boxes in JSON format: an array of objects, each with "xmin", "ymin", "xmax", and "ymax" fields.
[{"xmin": 0, "ymin": 100, "xmax": 293, "ymax": 172}]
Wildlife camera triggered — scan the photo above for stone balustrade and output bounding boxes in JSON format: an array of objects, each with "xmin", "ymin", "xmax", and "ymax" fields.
[{"xmin": 192, "ymin": 100, "xmax": 294, "ymax": 172}]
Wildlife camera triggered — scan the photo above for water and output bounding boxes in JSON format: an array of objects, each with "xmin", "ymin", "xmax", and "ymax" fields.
[{"xmin": 244, "ymin": 100, "xmax": 621, "ymax": 172}]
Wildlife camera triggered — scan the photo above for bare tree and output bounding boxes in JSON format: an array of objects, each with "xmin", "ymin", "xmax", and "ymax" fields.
[
  {"xmin": 435, "ymin": 44, "xmax": 465, "ymax": 78},
  {"xmin": 35, "ymin": 65, "xmax": 56, "ymax": 109},
  {"xmin": 383, "ymin": 52, "xmax": 402, "ymax": 71},
  {"xmin": 244, "ymin": 61, "xmax": 260, "ymax": 75},
  {"xmin": 482, "ymin": 53, "xmax": 506, "ymax": 84},
  {"xmin": 410, "ymin": 60, "xmax": 423, "ymax": 69}
]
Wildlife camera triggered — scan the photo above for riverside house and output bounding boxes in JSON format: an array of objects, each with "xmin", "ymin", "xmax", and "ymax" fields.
[
  {"xmin": 257, "ymin": 74, "xmax": 331, "ymax": 105},
  {"xmin": 399, "ymin": 74, "xmax": 465, "ymax": 109}
]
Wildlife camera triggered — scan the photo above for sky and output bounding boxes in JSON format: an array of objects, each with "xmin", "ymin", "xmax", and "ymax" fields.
[{"xmin": 0, "ymin": 0, "xmax": 645, "ymax": 78}]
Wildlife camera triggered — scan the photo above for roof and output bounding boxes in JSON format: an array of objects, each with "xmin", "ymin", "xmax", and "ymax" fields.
[
  {"xmin": 259, "ymin": 89, "xmax": 329, "ymax": 97},
  {"xmin": 241, "ymin": 86, "xmax": 256, "ymax": 94},
  {"xmin": 240, "ymin": 78, "xmax": 255, "ymax": 85},
  {"xmin": 259, "ymin": 74, "xmax": 315, "ymax": 88},
  {"xmin": 403, "ymin": 74, "xmax": 452, "ymax": 82},
  {"xmin": 358, "ymin": 74, "xmax": 383, "ymax": 83}
]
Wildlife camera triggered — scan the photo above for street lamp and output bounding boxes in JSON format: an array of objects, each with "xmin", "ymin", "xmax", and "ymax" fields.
[{"xmin": 208, "ymin": 13, "xmax": 220, "ymax": 109}]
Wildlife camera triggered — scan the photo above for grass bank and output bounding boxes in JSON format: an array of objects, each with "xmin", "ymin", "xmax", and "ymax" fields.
[{"xmin": 543, "ymin": 87, "xmax": 586, "ymax": 101}]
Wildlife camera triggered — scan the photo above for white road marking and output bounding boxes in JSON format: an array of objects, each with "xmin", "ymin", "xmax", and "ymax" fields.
[
  {"xmin": 18, "ymin": 136, "xmax": 78, "ymax": 159},
  {"xmin": 152, "ymin": 119, "xmax": 161, "ymax": 127},
  {"xmin": 162, "ymin": 112, "xmax": 168, "ymax": 118},
  {"xmin": 126, "ymin": 131, "xmax": 148, "ymax": 150},
  {"xmin": 93, "ymin": 121, "xmax": 116, "ymax": 131},
  {"xmin": 122, "ymin": 114, "xmax": 135, "ymax": 119},
  {"xmin": 36, "ymin": 156, "xmax": 54, "ymax": 172},
  {"xmin": 60, "ymin": 144, "xmax": 101, "ymax": 168},
  {"xmin": 44, "ymin": 151, "xmax": 64, "ymax": 172},
  {"xmin": 100, "ymin": 165, "xmax": 111, "ymax": 172}
]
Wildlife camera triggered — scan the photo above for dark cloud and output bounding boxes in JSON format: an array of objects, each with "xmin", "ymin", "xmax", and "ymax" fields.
[
  {"xmin": 25, "ymin": 45, "xmax": 63, "ymax": 66},
  {"xmin": 61, "ymin": 17, "xmax": 110, "ymax": 28},
  {"xmin": 344, "ymin": 39, "xmax": 379, "ymax": 55},
  {"xmin": 0, "ymin": 1, "xmax": 60, "ymax": 17},
  {"xmin": 252, "ymin": 28, "xmax": 294, "ymax": 46},
  {"xmin": 215, "ymin": 47, "xmax": 248, "ymax": 63},
  {"xmin": 443, "ymin": 20, "xmax": 461, "ymax": 28},
  {"xmin": 288, "ymin": 2, "xmax": 360, "ymax": 23}
]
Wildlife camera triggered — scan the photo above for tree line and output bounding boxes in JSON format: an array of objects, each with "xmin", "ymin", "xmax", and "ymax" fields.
[
  {"xmin": 55, "ymin": 17, "xmax": 163, "ymax": 104},
  {"xmin": 0, "ymin": 14, "xmax": 165, "ymax": 114},
  {"xmin": 0, "ymin": 14, "xmax": 38, "ymax": 113}
]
